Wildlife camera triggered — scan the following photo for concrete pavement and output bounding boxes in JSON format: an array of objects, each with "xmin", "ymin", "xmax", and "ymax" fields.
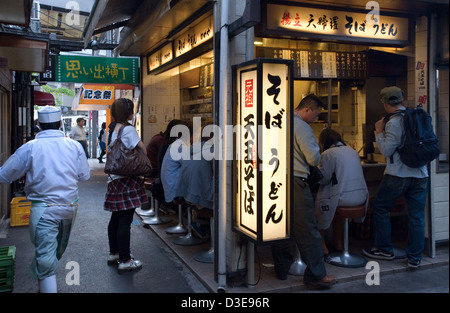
[
  {"xmin": 1, "ymin": 159, "xmax": 208, "ymax": 293},
  {"xmin": 1, "ymin": 159, "xmax": 448, "ymax": 294}
]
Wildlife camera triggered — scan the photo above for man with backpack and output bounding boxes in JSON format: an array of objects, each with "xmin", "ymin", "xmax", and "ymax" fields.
[{"xmin": 363, "ymin": 86, "xmax": 431, "ymax": 269}]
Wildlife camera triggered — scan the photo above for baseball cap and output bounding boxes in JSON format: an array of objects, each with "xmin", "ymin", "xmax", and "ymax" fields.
[
  {"xmin": 380, "ymin": 86, "xmax": 404, "ymax": 105},
  {"xmin": 38, "ymin": 106, "xmax": 61, "ymax": 123}
]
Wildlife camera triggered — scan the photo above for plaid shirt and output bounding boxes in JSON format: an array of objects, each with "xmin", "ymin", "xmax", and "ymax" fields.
[{"xmin": 104, "ymin": 177, "xmax": 148, "ymax": 211}]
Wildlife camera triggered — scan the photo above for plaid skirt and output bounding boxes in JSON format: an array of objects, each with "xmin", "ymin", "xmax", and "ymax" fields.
[{"xmin": 104, "ymin": 177, "xmax": 149, "ymax": 212}]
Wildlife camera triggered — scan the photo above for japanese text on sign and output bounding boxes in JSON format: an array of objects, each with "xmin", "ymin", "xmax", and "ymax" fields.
[
  {"xmin": 238, "ymin": 69, "xmax": 258, "ymax": 236},
  {"xmin": 266, "ymin": 4, "xmax": 409, "ymax": 44},
  {"xmin": 56, "ymin": 55, "xmax": 139, "ymax": 84},
  {"xmin": 261, "ymin": 63, "xmax": 288, "ymax": 241}
]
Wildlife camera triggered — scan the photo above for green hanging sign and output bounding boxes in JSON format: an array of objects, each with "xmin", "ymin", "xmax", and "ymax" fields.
[{"xmin": 55, "ymin": 55, "xmax": 139, "ymax": 84}]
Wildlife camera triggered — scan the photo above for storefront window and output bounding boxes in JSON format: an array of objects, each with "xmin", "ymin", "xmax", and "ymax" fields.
[{"xmin": 436, "ymin": 66, "xmax": 449, "ymax": 173}]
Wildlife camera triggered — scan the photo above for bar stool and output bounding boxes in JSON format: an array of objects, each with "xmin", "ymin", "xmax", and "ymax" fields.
[
  {"xmin": 142, "ymin": 180, "xmax": 172, "ymax": 225},
  {"xmin": 288, "ymin": 243, "xmax": 306, "ymax": 276},
  {"xmin": 194, "ymin": 211, "xmax": 214, "ymax": 263},
  {"xmin": 137, "ymin": 179, "xmax": 155, "ymax": 217},
  {"xmin": 327, "ymin": 205, "xmax": 367, "ymax": 268},
  {"xmin": 173, "ymin": 205, "xmax": 208, "ymax": 246},
  {"xmin": 165, "ymin": 197, "xmax": 188, "ymax": 234}
]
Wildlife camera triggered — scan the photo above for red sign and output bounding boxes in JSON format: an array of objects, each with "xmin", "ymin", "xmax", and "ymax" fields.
[{"xmin": 245, "ymin": 79, "xmax": 253, "ymax": 107}]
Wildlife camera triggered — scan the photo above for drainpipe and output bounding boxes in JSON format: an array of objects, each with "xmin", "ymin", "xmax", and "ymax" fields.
[{"xmin": 217, "ymin": 0, "xmax": 229, "ymax": 293}]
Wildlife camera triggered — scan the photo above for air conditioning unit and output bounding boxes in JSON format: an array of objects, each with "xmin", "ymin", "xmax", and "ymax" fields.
[{"xmin": 31, "ymin": 1, "xmax": 40, "ymax": 20}]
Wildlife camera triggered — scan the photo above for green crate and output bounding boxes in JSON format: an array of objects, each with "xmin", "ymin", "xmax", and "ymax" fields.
[
  {"xmin": 0, "ymin": 278, "xmax": 14, "ymax": 293},
  {"xmin": 0, "ymin": 246, "xmax": 16, "ymax": 293},
  {"xmin": 0, "ymin": 246, "xmax": 16, "ymax": 267},
  {"xmin": 0, "ymin": 246, "xmax": 16, "ymax": 260}
]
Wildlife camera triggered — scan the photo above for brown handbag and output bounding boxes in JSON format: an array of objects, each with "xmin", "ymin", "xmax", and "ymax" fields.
[{"xmin": 104, "ymin": 125, "xmax": 153, "ymax": 177}]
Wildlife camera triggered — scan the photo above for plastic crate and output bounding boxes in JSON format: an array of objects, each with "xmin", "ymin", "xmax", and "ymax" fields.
[
  {"xmin": 10, "ymin": 197, "xmax": 31, "ymax": 226},
  {"xmin": 0, "ymin": 246, "xmax": 15, "ymax": 293}
]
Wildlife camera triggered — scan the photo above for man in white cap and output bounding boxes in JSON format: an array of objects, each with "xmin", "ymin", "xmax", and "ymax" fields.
[{"xmin": 0, "ymin": 105, "xmax": 90, "ymax": 292}]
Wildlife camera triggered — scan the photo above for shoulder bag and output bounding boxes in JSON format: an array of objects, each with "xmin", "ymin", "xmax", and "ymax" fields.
[{"xmin": 104, "ymin": 125, "xmax": 153, "ymax": 177}]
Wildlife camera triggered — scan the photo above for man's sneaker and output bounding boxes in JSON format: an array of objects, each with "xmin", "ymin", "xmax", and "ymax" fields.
[
  {"xmin": 408, "ymin": 259, "xmax": 421, "ymax": 269},
  {"xmin": 118, "ymin": 259, "xmax": 142, "ymax": 274},
  {"xmin": 363, "ymin": 247, "xmax": 395, "ymax": 260}
]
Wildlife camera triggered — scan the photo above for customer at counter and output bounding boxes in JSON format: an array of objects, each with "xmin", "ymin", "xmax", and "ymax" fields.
[
  {"xmin": 271, "ymin": 94, "xmax": 335, "ymax": 289},
  {"xmin": 363, "ymin": 86, "xmax": 429, "ymax": 269},
  {"xmin": 315, "ymin": 128, "xmax": 368, "ymax": 257}
]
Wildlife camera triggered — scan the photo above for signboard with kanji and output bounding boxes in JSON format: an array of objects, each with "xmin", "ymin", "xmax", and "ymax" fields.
[
  {"xmin": 233, "ymin": 59, "xmax": 294, "ymax": 244},
  {"xmin": 263, "ymin": 3, "xmax": 410, "ymax": 46},
  {"xmin": 54, "ymin": 55, "xmax": 139, "ymax": 84}
]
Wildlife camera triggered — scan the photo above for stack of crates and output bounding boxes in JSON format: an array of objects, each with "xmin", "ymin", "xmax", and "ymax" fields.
[{"xmin": 0, "ymin": 246, "xmax": 16, "ymax": 293}]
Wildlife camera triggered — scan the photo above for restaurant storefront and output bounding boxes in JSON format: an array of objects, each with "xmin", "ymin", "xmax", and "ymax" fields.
[
  {"xmin": 224, "ymin": 0, "xmax": 448, "ymax": 287},
  {"xmin": 85, "ymin": 0, "xmax": 448, "ymax": 291}
]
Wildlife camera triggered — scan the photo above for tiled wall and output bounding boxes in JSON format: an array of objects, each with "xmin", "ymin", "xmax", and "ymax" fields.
[{"xmin": 141, "ymin": 57, "xmax": 180, "ymax": 146}]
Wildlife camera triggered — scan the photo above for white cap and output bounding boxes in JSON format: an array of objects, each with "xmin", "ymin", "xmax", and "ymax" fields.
[{"xmin": 38, "ymin": 106, "xmax": 61, "ymax": 123}]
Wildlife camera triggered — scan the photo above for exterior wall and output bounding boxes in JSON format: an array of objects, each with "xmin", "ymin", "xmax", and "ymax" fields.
[
  {"xmin": 141, "ymin": 56, "xmax": 181, "ymax": 145},
  {"xmin": 429, "ymin": 14, "xmax": 449, "ymax": 245},
  {"xmin": 0, "ymin": 68, "xmax": 12, "ymax": 220}
]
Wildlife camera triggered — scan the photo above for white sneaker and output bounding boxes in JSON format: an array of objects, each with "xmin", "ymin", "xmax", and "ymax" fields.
[
  {"xmin": 118, "ymin": 259, "xmax": 142, "ymax": 274},
  {"xmin": 107, "ymin": 254, "xmax": 119, "ymax": 266},
  {"xmin": 108, "ymin": 253, "xmax": 134, "ymax": 266}
]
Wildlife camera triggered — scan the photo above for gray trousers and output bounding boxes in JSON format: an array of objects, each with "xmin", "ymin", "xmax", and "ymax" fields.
[{"xmin": 271, "ymin": 177, "xmax": 327, "ymax": 282}]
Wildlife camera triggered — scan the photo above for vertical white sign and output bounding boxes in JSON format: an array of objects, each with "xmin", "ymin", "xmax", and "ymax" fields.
[
  {"xmin": 261, "ymin": 63, "xmax": 288, "ymax": 241},
  {"xmin": 238, "ymin": 68, "xmax": 258, "ymax": 238}
]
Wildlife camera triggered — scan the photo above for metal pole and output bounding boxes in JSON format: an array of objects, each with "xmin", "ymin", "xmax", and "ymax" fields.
[{"xmin": 217, "ymin": 0, "xmax": 229, "ymax": 293}]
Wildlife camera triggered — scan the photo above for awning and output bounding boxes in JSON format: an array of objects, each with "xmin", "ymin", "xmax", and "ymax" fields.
[
  {"xmin": 34, "ymin": 90, "xmax": 55, "ymax": 106},
  {"xmin": 0, "ymin": 33, "xmax": 49, "ymax": 72},
  {"xmin": 0, "ymin": 0, "xmax": 32, "ymax": 27},
  {"xmin": 83, "ymin": 0, "xmax": 213, "ymax": 56}
]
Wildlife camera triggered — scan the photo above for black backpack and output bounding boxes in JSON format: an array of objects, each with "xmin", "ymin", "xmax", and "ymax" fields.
[{"xmin": 389, "ymin": 105, "xmax": 440, "ymax": 168}]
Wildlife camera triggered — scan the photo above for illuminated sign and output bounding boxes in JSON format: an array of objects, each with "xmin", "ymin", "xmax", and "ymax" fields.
[
  {"xmin": 148, "ymin": 43, "xmax": 174, "ymax": 72},
  {"xmin": 233, "ymin": 59, "xmax": 293, "ymax": 244},
  {"xmin": 174, "ymin": 15, "xmax": 213, "ymax": 58},
  {"xmin": 56, "ymin": 55, "xmax": 139, "ymax": 84},
  {"xmin": 265, "ymin": 3, "xmax": 410, "ymax": 46}
]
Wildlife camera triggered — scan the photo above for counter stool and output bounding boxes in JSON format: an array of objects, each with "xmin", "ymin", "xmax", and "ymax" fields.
[
  {"xmin": 173, "ymin": 205, "xmax": 208, "ymax": 246},
  {"xmin": 288, "ymin": 243, "xmax": 306, "ymax": 275},
  {"xmin": 195, "ymin": 211, "xmax": 214, "ymax": 263},
  {"xmin": 137, "ymin": 179, "xmax": 155, "ymax": 217},
  {"xmin": 327, "ymin": 205, "xmax": 367, "ymax": 268},
  {"xmin": 166, "ymin": 197, "xmax": 188, "ymax": 234},
  {"xmin": 142, "ymin": 180, "xmax": 172, "ymax": 225}
]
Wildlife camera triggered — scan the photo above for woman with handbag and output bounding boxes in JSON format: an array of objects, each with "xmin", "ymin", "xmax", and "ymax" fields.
[{"xmin": 104, "ymin": 98, "xmax": 149, "ymax": 273}]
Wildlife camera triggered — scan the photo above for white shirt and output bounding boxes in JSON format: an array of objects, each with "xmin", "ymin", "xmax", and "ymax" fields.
[
  {"xmin": 0, "ymin": 130, "xmax": 91, "ymax": 219},
  {"xmin": 69, "ymin": 125, "xmax": 87, "ymax": 141}
]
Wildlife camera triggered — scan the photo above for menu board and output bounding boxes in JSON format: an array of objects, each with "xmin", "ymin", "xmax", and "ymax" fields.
[
  {"xmin": 199, "ymin": 63, "xmax": 214, "ymax": 87},
  {"xmin": 258, "ymin": 48, "xmax": 367, "ymax": 79}
]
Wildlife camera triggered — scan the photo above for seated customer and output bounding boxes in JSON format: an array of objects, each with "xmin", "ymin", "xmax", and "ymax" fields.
[
  {"xmin": 146, "ymin": 131, "xmax": 164, "ymax": 177},
  {"xmin": 160, "ymin": 121, "xmax": 192, "ymax": 205},
  {"xmin": 315, "ymin": 128, "xmax": 368, "ymax": 256},
  {"xmin": 174, "ymin": 125, "xmax": 214, "ymax": 237}
]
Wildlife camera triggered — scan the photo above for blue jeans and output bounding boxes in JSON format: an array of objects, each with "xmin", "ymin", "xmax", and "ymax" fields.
[
  {"xmin": 32, "ymin": 217, "xmax": 73, "ymax": 280},
  {"xmin": 372, "ymin": 174, "xmax": 429, "ymax": 262}
]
